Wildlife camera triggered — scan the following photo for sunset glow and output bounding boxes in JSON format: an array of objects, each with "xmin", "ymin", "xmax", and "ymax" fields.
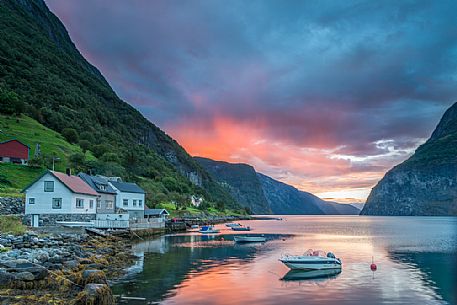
[{"xmin": 46, "ymin": 0, "xmax": 457, "ymax": 202}]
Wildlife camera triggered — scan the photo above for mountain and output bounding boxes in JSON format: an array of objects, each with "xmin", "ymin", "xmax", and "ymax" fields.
[
  {"xmin": 257, "ymin": 173, "xmax": 359, "ymax": 215},
  {"xmin": 0, "ymin": 0, "xmax": 237, "ymax": 209},
  {"xmin": 194, "ymin": 157, "xmax": 271, "ymax": 214},
  {"xmin": 195, "ymin": 157, "xmax": 360, "ymax": 215},
  {"xmin": 256, "ymin": 173, "xmax": 325, "ymax": 214},
  {"xmin": 361, "ymin": 102, "xmax": 457, "ymax": 216}
]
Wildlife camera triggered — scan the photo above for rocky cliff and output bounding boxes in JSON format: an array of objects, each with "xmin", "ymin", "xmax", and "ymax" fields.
[
  {"xmin": 361, "ymin": 102, "xmax": 457, "ymax": 215},
  {"xmin": 194, "ymin": 157, "xmax": 271, "ymax": 214},
  {"xmin": 196, "ymin": 157, "xmax": 360, "ymax": 215}
]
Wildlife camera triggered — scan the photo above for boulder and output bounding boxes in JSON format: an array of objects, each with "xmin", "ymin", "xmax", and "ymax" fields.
[
  {"xmin": 74, "ymin": 283, "xmax": 114, "ymax": 305},
  {"xmin": 14, "ymin": 271, "xmax": 35, "ymax": 281},
  {"xmin": 81, "ymin": 269, "xmax": 107, "ymax": 285},
  {"xmin": 0, "ymin": 270, "xmax": 15, "ymax": 287}
]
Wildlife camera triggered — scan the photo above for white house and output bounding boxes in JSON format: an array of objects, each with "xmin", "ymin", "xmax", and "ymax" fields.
[
  {"xmin": 23, "ymin": 170, "xmax": 99, "ymax": 227},
  {"xmin": 108, "ymin": 180, "xmax": 145, "ymax": 220}
]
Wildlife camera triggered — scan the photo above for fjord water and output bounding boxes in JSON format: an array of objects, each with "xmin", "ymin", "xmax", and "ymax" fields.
[{"xmin": 112, "ymin": 216, "xmax": 457, "ymax": 305}]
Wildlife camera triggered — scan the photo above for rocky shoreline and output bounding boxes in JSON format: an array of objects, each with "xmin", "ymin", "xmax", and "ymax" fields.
[{"xmin": 0, "ymin": 231, "xmax": 136, "ymax": 305}]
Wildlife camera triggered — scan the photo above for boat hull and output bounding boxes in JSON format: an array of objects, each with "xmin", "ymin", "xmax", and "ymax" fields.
[
  {"xmin": 199, "ymin": 230, "xmax": 220, "ymax": 234},
  {"xmin": 234, "ymin": 236, "xmax": 266, "ymax": 243},
  {"xmin": 280, "ymin": 257, "xmax": 342, "ymax": 270},
  {"xmin": 231, "ymin": 227, "xmax": 250, "ymax": 231}
]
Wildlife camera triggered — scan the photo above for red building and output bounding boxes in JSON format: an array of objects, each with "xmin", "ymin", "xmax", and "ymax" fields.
[{"xmin": 0, "ymin": 139, "xmax": 30, "ymax": 165}]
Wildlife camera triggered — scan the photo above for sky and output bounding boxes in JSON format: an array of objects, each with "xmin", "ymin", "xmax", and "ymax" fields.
[{"xmin": 46, "ymin": 0, "xmax": 457, "ymax": 203}]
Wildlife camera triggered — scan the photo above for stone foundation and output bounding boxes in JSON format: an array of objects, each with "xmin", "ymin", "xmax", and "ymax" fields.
[
  {"xmin": 24, "ymin": 213, "xmax": 96, "ymax": 226},
  {"xmin": 0, "ymin": 197, "xmax": 24, "ymax": 215}
]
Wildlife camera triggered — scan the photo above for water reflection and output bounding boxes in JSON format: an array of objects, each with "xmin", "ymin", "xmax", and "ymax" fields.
[
  {"xmin": 281, "ymin": 269, "xmax": 342, "ymax": 281},
  {"xmin": 112, "ymin": 216, "xmax": 457, "ymax": 305}
]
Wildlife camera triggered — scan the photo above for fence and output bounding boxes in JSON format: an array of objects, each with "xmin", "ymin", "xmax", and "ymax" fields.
[
  {"xmin": 130, "ymin": 218, "xmax": 165, "ymax": 230},
  {"xmin": 93, "ymin": 219, "xmax": 129, "ymax": 229}
]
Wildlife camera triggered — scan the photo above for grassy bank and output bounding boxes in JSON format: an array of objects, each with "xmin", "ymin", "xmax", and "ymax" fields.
[{"xmin": 0, "ymin": 215, "xmax": 26, "ymax": 235}]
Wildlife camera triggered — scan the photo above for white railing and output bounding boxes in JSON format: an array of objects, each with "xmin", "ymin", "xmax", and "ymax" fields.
[{"xmin": 93, "ymin": 219, "xmax": 130, "ymax": 229}]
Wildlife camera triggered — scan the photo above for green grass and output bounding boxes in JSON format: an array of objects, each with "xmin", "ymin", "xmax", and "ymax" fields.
[
  {"xmin": 0, "ymin": 114, "xmax": 95, "ymax": 171},
  {"xmin": 0, "ymin": 114, "xmax": 96, "ymax": 196},
  {"xmin": 0, "ymin": 215, "xmax": 26, "ymax": 235}
]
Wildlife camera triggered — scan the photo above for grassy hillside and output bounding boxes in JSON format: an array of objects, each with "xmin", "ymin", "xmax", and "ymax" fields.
[
  {"xmin": 0, "ymin": 0, "xmax": 238, "ymax": 210},
  {"xmin": 0, "ymin": 114, "xmax": 94, "ymax": 197}
]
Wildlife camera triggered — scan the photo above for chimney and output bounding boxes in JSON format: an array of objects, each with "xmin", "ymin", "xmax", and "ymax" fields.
[{"xmin": 66, "ymin": 168, "xmax": 71, "ymax": 176}]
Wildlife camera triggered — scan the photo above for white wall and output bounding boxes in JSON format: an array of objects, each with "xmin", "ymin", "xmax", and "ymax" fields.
[
  {"xmin": 113, "ymin": 191, "xmax": 145, "ymax": 211},
  {"xmin": 24, "ymin": 172, "xmax": 97, "ymax": 215}
]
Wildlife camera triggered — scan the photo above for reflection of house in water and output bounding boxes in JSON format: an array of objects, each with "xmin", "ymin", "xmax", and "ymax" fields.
[
  {"xmin": 133, "ymin": 236, "xmax": 170, "ymax": 255},
  {"xmin": 389, "ymin": 251, "xmax": 456, "ymax": 305}
]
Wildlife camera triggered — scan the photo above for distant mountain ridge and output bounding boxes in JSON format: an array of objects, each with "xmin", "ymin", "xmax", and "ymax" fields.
[
  {"xmin": 195, "ymin": 157, "xmax": 360, "ymax": 215},
  {"xmin": 361, "ymin": 102, "xmax": 457, "ymax": 215}
]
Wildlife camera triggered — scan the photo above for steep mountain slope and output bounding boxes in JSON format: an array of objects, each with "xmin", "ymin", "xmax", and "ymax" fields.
[
  {"xmin": 256, "ymin": 173, "xmax": 325, "ymax": 215},
  {"xmin": 258, "ymin": 173, "xmax": 359, "ymax": 215},
  {"xmin": 195, "ymin": 156, "xmax": 360, "ymax": 215},
  {"xmin": 0, "ymin": 0, "xmax": 237, "ymax": 208},
  {"xmin": 361, "ymin": 102, "xmax": 457, "ymax": 215},
  {"xmin": 194, "ymin": 157, "xmax": 271, "ymax": 214}
]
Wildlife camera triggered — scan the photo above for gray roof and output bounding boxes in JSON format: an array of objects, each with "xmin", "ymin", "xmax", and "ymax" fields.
[
  {"xmin": 144, "ymin": 209, "xmax": 169, "ymax": 216},
  {"xmin": 78, "ymin": 173, "xmax": 117, "ymax": 194},
  {"xmin": 110, "ymin": 181, "xmax": 145, "ymax": 194}
]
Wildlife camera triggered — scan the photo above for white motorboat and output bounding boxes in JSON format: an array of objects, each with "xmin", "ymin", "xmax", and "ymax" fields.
[
  {"xmin": 226, "ymin": 223, "xmax": 241, "ymax": 228},
  {"xmin": 199, "ymin": 226, "xmax": 220, "ymax": 234},
  {"xmin": 234, "ymin": 235, "xmax": 266, "ymax": 243},
  {"xmin": 279, "ymin": 249, "xmax": 342, "ymax": 270}
]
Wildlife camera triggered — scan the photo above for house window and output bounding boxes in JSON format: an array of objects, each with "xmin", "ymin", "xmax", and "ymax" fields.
[
  {"xmin": 29, "ymin": 198, "xmax": 35, "ymax": 205},
  {"xmin": 139, "ymin": 200, "xmax": 143, "ymax": 207},
  {"xmin": 133, "ymin": 199, "xmax": 137, "ymax": 207},
  {"xmin": 123, "ymin": 199, "xmax": 128, "ymax": 207},
  {"xmin": 76, "ymin": 198, "xmax": 84, "ymax": 209},
  {"xmin": 52, "ymin": 198, "xmax": 62, "ymax": 209},
  {"xmin": 106, "ymin": 200, "xmax": 114, "ymax": 209},
  {"xmin": 97, "ymin": 184, "xmax": 106, "ymax": 191},
  {"xmin": 44, "ymin": 181, "xmax": 54, "ymax": 192},
  {"xmin": 89, "ymin": 200, "xmax": 94, "ymax": 209},
  {"xmin": 96, "ymin": 199, "xmax": 101, "ymax": 209}
]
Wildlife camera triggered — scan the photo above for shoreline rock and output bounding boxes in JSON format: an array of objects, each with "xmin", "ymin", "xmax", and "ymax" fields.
[{"xmin": 0, "ymin": 231, "xmax": 137, "ymax": 304}]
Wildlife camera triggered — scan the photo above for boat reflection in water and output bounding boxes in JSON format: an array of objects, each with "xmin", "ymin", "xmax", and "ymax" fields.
[{"xmin": 281, "ymin": 268, "xmax": 341, "ymax": 282}]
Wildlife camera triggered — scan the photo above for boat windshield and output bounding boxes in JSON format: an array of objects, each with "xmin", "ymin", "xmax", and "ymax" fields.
[{"xmin": 312, "ymin": 250, "xmax": 327, "ymax": 257}]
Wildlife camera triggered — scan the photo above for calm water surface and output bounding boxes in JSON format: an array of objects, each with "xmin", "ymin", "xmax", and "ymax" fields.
[{"xmin": 112, "ymin": 216, "xmax": 457, "ymax": 305}]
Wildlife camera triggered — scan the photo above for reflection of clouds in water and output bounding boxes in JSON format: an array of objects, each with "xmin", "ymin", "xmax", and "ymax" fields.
[{"xmin": 113, "ymin": 217, "xmax": 456, "ymax": 305}]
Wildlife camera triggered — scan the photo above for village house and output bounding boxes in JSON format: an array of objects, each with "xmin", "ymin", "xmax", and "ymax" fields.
[
  {"xmin": 144, "ymin": 207, "xmax": 169, "ymax": 221},
  {"xmin": 78, "ymin": 173, "xmax": 116, "ymax": 214},
  {"xmin": 108, "ymin": 179, "xmax": 145, "ymax": 220},
  {"xmin": 0, "ymin": 139, "xmax": 30, "ymax": 165},
  {"xmin": 23, "ymin": 170, "xmax": 98, "ymax": 227}
]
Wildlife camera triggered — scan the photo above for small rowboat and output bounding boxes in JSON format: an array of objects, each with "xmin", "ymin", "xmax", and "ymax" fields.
[
  {"xmin": 234, "ymin": 235, "xmax": 266, "ymax": 243},
  {"xmin": 226, "ymin": 223, "xmax": 241, "ymax": 228}
]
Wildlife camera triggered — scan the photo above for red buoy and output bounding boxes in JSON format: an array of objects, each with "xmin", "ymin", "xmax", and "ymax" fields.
[
  {"xmin": 370, "ymin": 256, "xmax": 377, "ymax": 271},
  {"xmin": 221, "ymin": 237, "xmax": 224, "ymax": 241}
]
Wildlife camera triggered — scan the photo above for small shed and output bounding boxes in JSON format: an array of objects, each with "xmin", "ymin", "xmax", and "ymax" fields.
[{"xmin": 144, "ymin": 208, "xmax": 169, "ymax": 220}]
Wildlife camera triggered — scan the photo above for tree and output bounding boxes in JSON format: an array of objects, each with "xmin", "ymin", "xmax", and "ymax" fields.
[
  {"xmin": 62, "ymin": 128, "xmax": 79, "ymax": 144},
  {"xmin": 69, "ymin": 152, "xmax": 85, "ymax": 171},
  {"xmin": 0, "ymin": 88, "xmax": 24, "ymax": 115},
  {"xmin": 79, "ymin": 131, "xmax": 95, "ymax": 143},
  {"xmin": 79, "ymin": 140, "xmax": 91, "ymax": 153},
  {"xmin": 91, "ymin": 143, "xmax": 110, "ymax": 158}
]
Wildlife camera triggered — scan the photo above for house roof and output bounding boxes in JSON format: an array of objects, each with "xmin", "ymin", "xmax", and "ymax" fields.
[
  {"xmin": 0, "ymin": 139, "xmax": 30, "ymax": 148},
  {"xmin": 0, "ymin": 139, "xmax": 30, "ymax": 159},
  {"xmin": 144, "ymin": 208, "xmax": 169, "ymax": 216},
  {"xmin": 22, "ymin": 170, "xmax": 98, "ymax": 196},
  {"xmin": 78, "ymin": 173, "xmax": 117, "ymax": 194},
  {"xmin": 109, "ymin": 181, "xmax": 145, "ymax": 194}
]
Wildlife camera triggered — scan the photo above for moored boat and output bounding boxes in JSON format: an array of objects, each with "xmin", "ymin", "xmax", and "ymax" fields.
[
  {"xmin": 226, "ymin": 223, "xmax": 241, "ymax": 228},
  {"xmin": 234, "ymin": 235, "xmax": 266, "ymax": 243},
  {"xmin": 231, "ymin": 226, "xmax": 251, "ymax": 231},
  {"xmin": 279, "ymin": 249, "xmax": 342, "ymax": 270},
  {"xmin": 199, "ymin": 225, "xmax": 220, "ymax": 234}
]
